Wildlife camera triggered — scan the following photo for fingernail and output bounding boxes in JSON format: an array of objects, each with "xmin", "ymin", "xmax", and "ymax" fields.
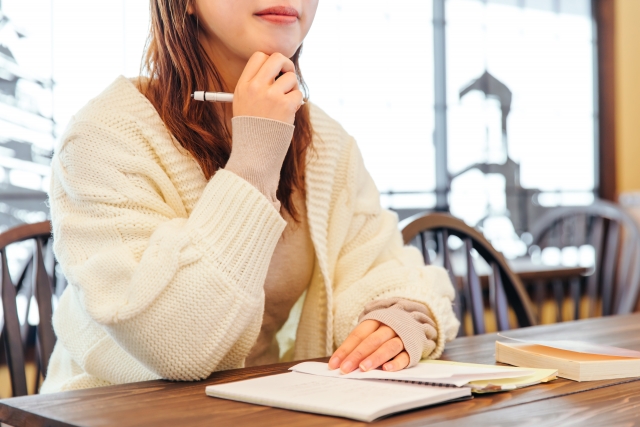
[
  {"xmin": 383, "ymin": 362, "xmax": 393, "ymax": 371},
  {"xmin": 340, "ymin": 361, "xmax": 353, "ymax": 373},
  {"xmin": 360, "ymin": 360, "xmax": 372, "ymax": 371},
  {"xmin": 328, "ymin": 356, "xmax": 340, "ymax": 369}
]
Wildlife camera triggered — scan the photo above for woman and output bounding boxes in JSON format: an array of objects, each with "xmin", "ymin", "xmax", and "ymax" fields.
[{"xmin": 41, "ymin": 0, "xmax": 459, "ymax": 393}]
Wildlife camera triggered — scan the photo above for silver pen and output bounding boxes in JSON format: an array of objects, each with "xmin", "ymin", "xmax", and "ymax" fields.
[
  {"xmin": 191, "ymin": 91, "xmax": 234, "ymax": 102},
  {"xmin": 191, "ymin": 91, "xmax": 305, "ymax": 105}
]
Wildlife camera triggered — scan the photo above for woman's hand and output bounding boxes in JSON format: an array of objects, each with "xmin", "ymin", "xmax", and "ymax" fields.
[
  {"xmin": 233, "ymin": 52, "xmax": 303, "ymax": 125},
  {"xmin": 328, "ymin": 320, "xmax": 410, "ymax": 373}
]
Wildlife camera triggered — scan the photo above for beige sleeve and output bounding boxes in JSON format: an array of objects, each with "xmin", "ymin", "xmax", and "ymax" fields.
[
  {"xmin": 224, "ymin": 116, "xmax": 295, "ymax": 211},
  {"xmin": 358, "ymin": 298, "xmax": 438, "ymax": 367}
]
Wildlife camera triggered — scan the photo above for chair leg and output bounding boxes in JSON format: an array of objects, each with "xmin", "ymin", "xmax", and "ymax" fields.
[
  {"xmin": 570, "ymin": 277, "xmax": 581, "ymax": 320},
  {"xmin": 534, "ymin": 280, "xmax": 545, "ymax": 321},
  {"xmin": 2, "ymin": 251, "xmax": 28, "ymax": 397},
  {"xmin": 552, "ymin": 280, "xmax": 564, "ymax": 322},
  {"xmin": 33, "ymin": 350, "xmax": 42, "ymax": 394}
]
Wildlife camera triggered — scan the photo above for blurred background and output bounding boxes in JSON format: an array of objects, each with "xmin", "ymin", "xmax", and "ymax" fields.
[
  {"xmin": 2, "ymin": 0, "xmax": 640, "ymax": 396},
  {"xmin": 1, "ymin": 0, "xmax": 637, "ymax": 257}
]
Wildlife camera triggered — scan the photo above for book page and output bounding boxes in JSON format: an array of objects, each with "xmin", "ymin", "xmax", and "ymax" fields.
[
  {"xmin": 290, "ymin": 361, "xmax": 534, "ymax": 387},
  {"xmin": 206, "ymin": 372, "xmax": 471, "ymax": 422},
  {"xmin": 498, "ymin": 335, "xmax": 640, "ymax": 359},
  {"xmin": 500, "ymin": 342, "xmax": 640, "ymax": 362}
]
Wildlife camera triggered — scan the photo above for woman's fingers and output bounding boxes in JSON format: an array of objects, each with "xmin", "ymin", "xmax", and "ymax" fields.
[
  {"xmin": 339, "ymin": 325, "xmax": 398, "ymax": 374},
  {"xmin": 238, "ymin": 51, "xmax": 270, "ymax": 83},
  {"xmin": 358, "ymin": 337, "xmax": 405, "ymax": 372},
  {"xmin": 285, "ymin": 90, "xmax": 304, "ymax": 111},
  {"xmin": 234, "ymin": 52, "xmax": 301, "ymax": 124},
  {"xmin": 328, "ymin": 320, "xmax": 380, "ymax": 370},
  {"xmin": 271, "ymin": 71, "xmax": 299, "ymax": 94},
  {"xmin": 274, "ymin": 73, "xmax": 303, "ymax": 112},
  {"xmin": 382, "ymin": 350, "xmax": 410, "ymax": 372},
  {"xmin": 253, "ymin": 52, "xmax": 296, "ymax": 84}
]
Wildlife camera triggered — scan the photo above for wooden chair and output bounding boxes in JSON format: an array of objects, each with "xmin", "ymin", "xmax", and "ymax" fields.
[
  {"xmin": 399, "ymin": 212, "xmax": 536, "ymax": 336},
  {"xmin": 529, "ymin": 200, "xmax": 640, "ymax": 320},
  {"xmin": 1, "ymin": 221, "xmax": 58, "ymax": 397}
]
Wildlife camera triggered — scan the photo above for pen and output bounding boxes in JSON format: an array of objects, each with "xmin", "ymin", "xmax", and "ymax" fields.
[
  {"xmin": 191, "ymin": 91, "xmax": 305, "ymax": 105},
  {"xmin": 191, "ymin": 91, "xmax": 234, "ymax": 102}
]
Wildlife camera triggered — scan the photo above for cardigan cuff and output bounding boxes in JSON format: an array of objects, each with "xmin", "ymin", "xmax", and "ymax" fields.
[
  {"xmin": 358, "ymin": 298, "xmax": 438, "ymax": 367},
  {"xmin": 225, "ymin": 116, "xmax": 295, "ymax": 210}
]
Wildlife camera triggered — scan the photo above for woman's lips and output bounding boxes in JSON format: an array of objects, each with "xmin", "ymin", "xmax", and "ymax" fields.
[{"xmin": 255, "ymin": 6, "xmax": 299, "ymax": 25}]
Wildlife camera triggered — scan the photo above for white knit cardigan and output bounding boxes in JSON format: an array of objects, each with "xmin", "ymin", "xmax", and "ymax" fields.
[{"xmin": 41, "ymin": 76, "xmax": 459, "ymax": 393}]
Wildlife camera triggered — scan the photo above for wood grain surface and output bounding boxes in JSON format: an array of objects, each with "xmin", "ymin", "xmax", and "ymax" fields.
[
  {"xmin": 428, "ymin": 378, "xmax": 640, "ymax": 427},
  {"xmin": 1, "ymin": 314, "xmax": 640, "ymax": 427},
  {"xmin": 514, "ymin": 265, "xmax": 589, "ymax": 284}
]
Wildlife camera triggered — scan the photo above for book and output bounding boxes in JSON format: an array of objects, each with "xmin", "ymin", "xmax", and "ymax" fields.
[
  {"xmin": 496, "ymin": 340, "xmax": 640, "ymax": 381},
  {"xmin": 205, "ymin": 371, "xmax": 472, "ymax": 422}
]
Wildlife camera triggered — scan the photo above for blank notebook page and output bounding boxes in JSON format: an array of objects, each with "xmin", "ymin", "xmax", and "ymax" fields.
[{"xmin": 206, "ymin": 372, "xmax": 470, "ymax": 422}]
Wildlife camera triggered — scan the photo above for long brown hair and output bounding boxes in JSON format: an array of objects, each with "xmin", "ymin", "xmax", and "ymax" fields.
[{"xmin": 141, "ymin": 0, "xmax": 313, "ymax": 219}]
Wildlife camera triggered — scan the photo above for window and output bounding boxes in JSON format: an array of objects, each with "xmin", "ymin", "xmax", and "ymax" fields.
[
  {"xmin": 446, "ymin": 0, "xmax": 596, "ymax": 256},
  {"xmin": 301, "ymin": 1, "xmax": 437, "ymax": 210},
  {"xmin": 0, "ymin": 0, "xmax": 598, "ymax": 252},
  {"xmin": 0, "ymin": 0, "xmax": 149, "ymax": 230}
]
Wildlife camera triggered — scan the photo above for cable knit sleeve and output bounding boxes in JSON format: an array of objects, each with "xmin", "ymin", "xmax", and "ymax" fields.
[
  {"xmin": 332, "ymin": 139, "xmax": 460, "ymax": 361},
  {"xmin": 358, "ymin": 298, "xmax": 437, "ymax": 367},
  {"xmin": 49, "ymin": 112, "xmax": 288, "ymax": 382}
]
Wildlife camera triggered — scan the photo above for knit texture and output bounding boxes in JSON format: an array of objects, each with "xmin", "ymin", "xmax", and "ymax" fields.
[
  {"xmin": 41, "ymin": 76, "xmax": 459, "ymax": 393},
  {"xmin": 225, "ymin": 116, "xmax": 295, "ymax": 211},
  {"xmin": 359, "ymin": 298, "xmax": 437, "ymax": 367},
  {"xmin": 225, "ymin": 120, "xmax": 436, "ymax": 367}
]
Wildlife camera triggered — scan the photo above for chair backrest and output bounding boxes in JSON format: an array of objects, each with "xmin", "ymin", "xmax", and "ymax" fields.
[
  {"xmin": 529, "ymin": 200, "xmax": 640, "ymax": 318},
  {"xmin": 1, "ymin": 221, "xmax": 58, "ymax": 397},
  {"xmin": 399, "ymin": 212, "xmax": 536, "ymax": 336}
]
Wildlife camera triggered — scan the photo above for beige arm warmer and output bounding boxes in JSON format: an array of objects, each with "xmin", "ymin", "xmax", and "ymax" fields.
[
  {"xmin": 224, "ymin": 116, "xmax": 295, "ymax": 211},
  {"xmin": 358, "ymin": 298, "xmax": 438, "ymax": 367}
]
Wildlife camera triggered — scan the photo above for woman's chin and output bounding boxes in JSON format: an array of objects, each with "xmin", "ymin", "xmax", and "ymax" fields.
[{"xmin": 247, "ymin": 39, "xmax": 301, "ymax": 59}]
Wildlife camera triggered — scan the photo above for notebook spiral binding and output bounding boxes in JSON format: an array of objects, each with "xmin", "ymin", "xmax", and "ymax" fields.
[{"xmin": 378, "ymin": 379, "xmax": 459, "ymax": 388}]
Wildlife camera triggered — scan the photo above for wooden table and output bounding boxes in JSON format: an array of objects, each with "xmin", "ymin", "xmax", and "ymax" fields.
[
  {"xmin": 508, "ymin": 259, "xmax": 590, "ymax": 283},
  {"xmin": 454, "ymin": 256, "xmax": 590, "ymax": 289},
  {"xmin": 508, "ymin": 260, "xmax": 592, "ymax": 323},
  {"xmin": 2, "ymin": 314, "xmax": 640, "ymax": 426}
]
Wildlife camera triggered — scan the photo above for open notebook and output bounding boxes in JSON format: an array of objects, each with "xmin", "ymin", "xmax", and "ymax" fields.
[
  {"xmin": 289, "ymin": 360, "xmax": 541, "ymax": 388},
  {"xmin": 205, "ymin": 361, "xmax": 555, "ymax": 422},
  {"xmin": 496, "ymin": 337, "xmax": 640, "ymax": 381},
  {"xmin": 423, "ymin": 360, "xmax": 557, "ymax": 392},
  {"xmin": 206, "ymin": 371, "xmax": 472, "ymax": 422}
]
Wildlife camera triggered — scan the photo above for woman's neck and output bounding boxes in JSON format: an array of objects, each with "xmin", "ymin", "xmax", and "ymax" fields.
[
  {"xmin": 198, "ymin": 33, "xmax": 250, "ymax": 135},
  {"xmin": 195, "ymin": 33, "xmax": 247, "ymax": 135},
  {"xmin": 198, "ymin": 32, "xmax": 246, "ymax": 93}
]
